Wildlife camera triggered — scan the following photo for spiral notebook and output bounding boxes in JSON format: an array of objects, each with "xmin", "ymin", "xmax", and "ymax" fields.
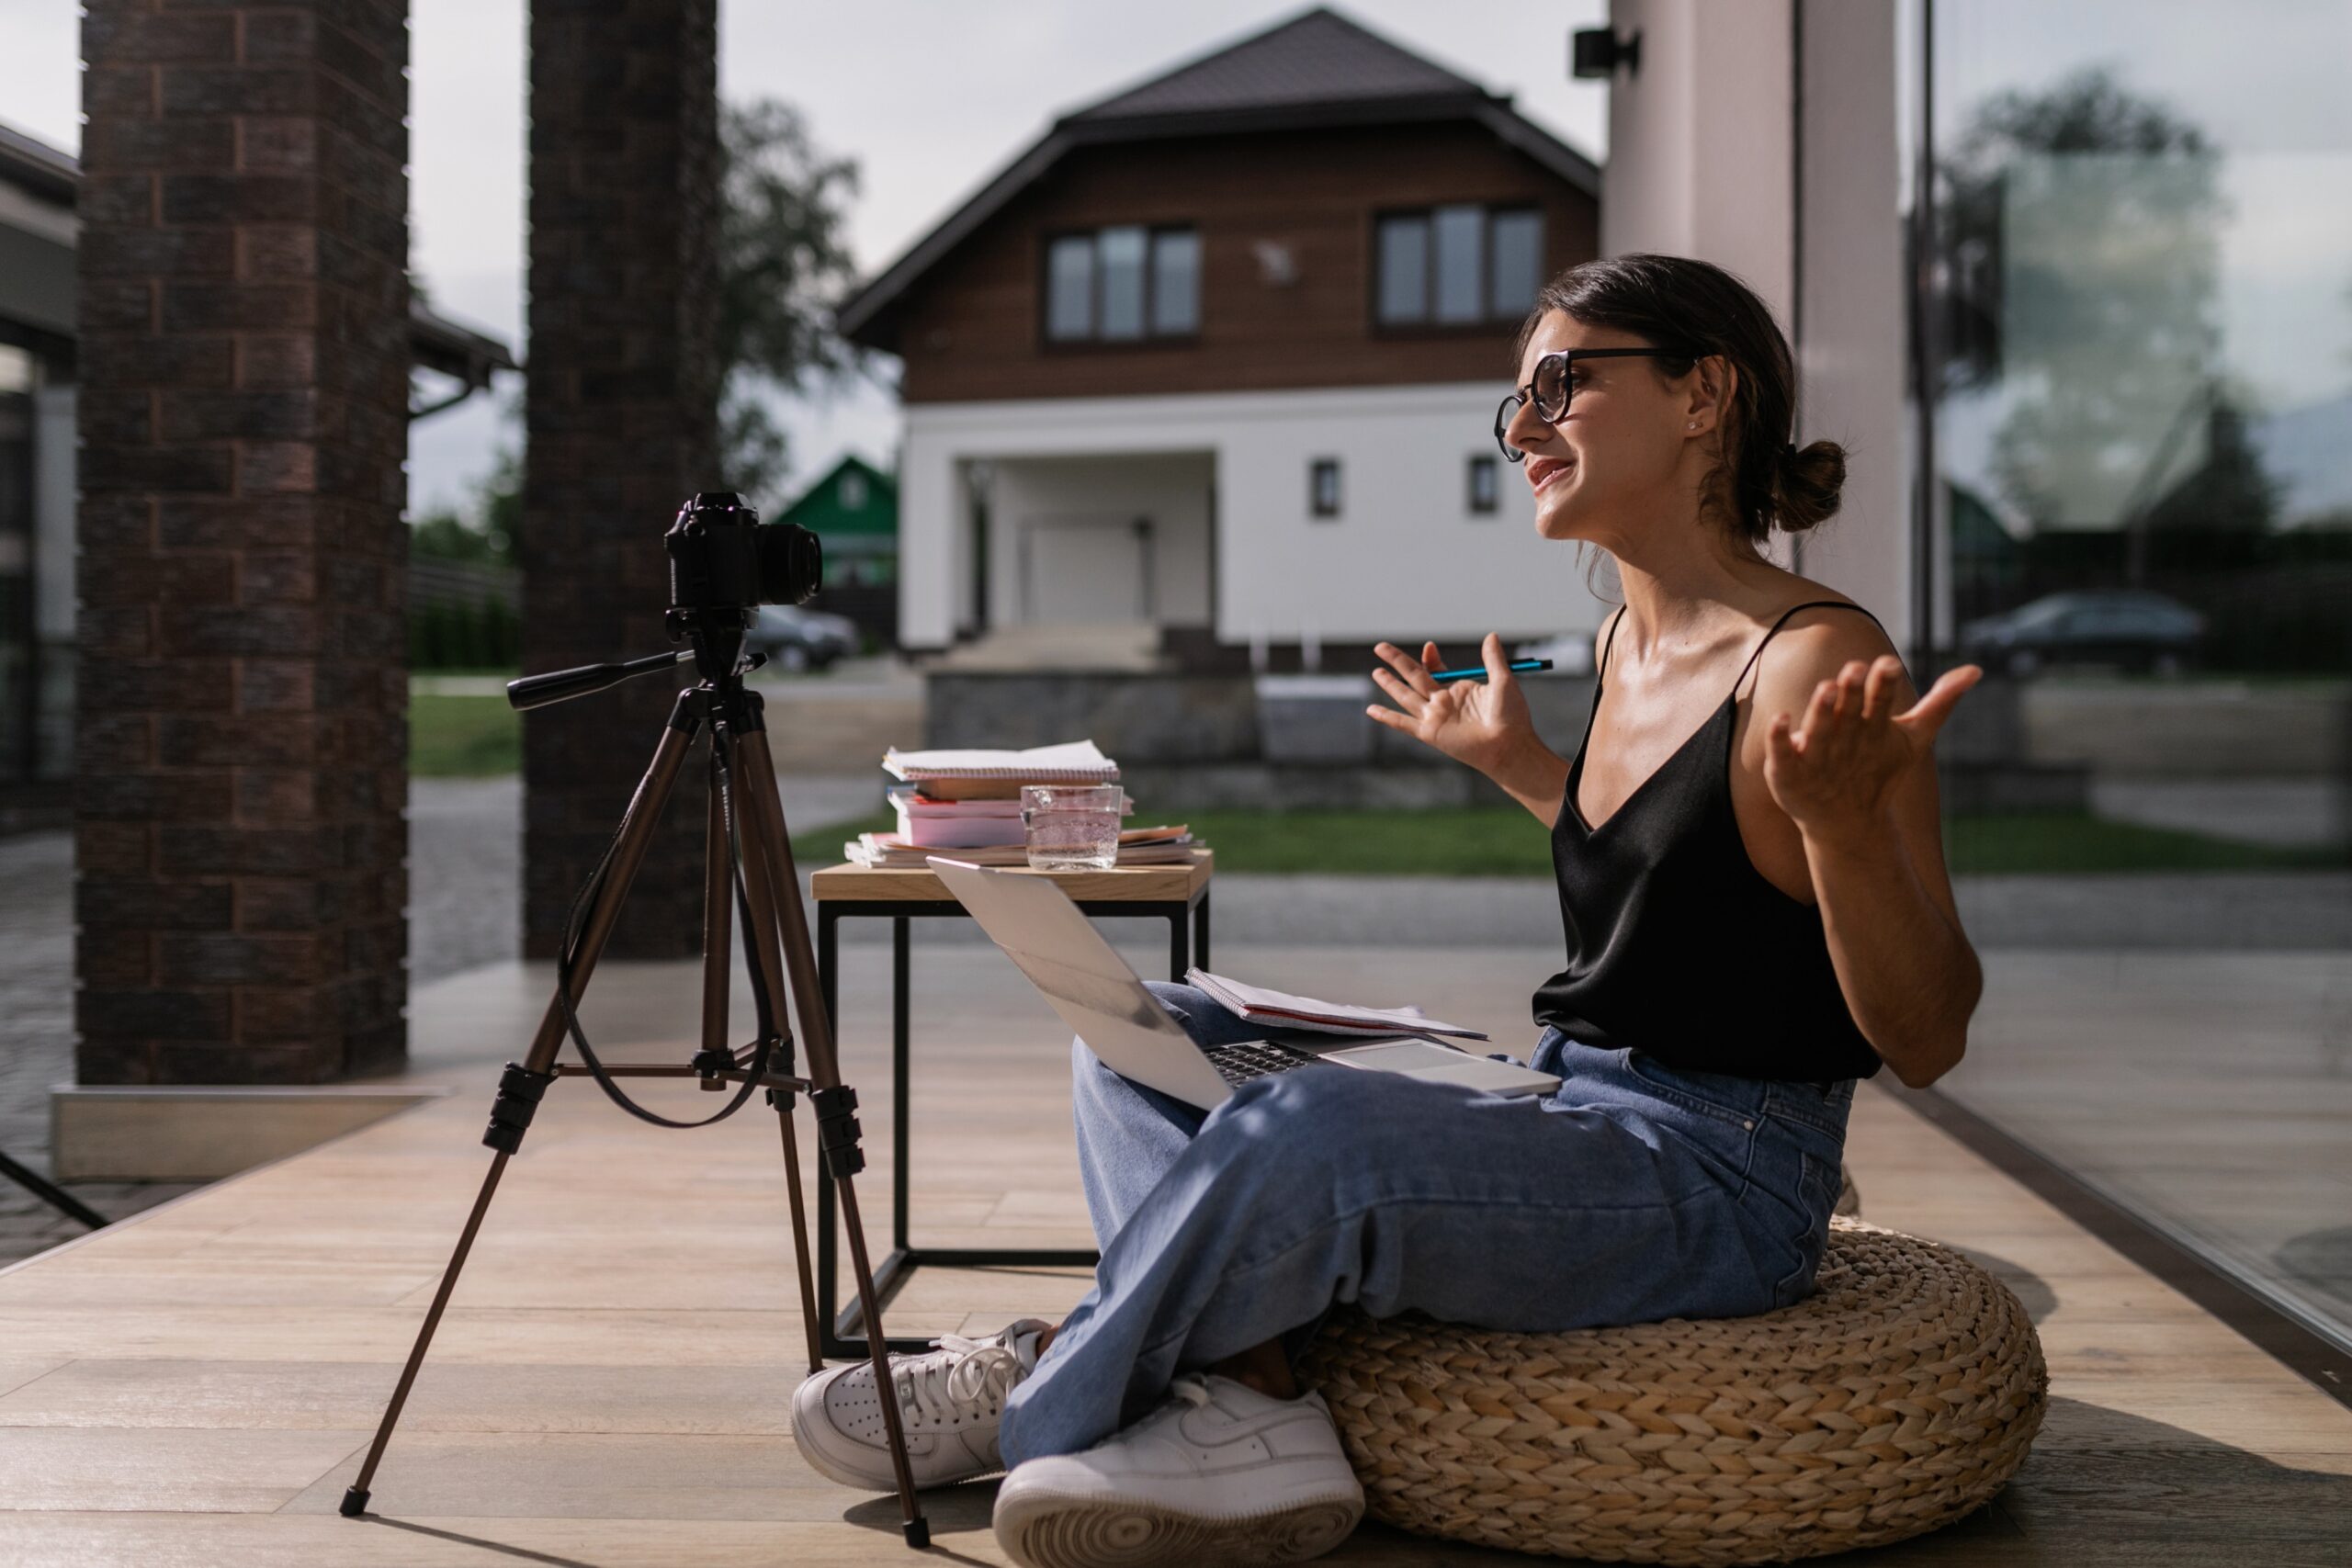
[{"xmin": 883, "ymin": 739, "xmax": 1121, "ymax": 800}]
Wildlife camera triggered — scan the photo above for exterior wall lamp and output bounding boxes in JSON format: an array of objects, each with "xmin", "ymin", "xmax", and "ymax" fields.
[{"xmin": 1571, "ymin": 28, "xmax": 1642, "ymax": 79}]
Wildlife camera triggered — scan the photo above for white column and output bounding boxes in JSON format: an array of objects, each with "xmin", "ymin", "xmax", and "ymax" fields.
[
  {"xmin": 1603, "ymin": 0, "xmax": 1797, "ymax": 571},
  {"xmin": 896, "ymin": 429, "xmax": 960, "ymax": 651},
  {"xmin": 1602, "ymin": 0, "xmax": 1795, "ymax": 318},
  {"xmin": 1602, "ymin": 0, "xmax": 1912, "ymax": 645},
  {"xmin": 1791, "ymin": 0, "xmax": 1912, "ymax": 651}
]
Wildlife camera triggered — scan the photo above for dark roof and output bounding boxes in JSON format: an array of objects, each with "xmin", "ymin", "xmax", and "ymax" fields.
[
  {"xmin": 835, "ymin": 6, "xmax": 1600, "ymax": 354},
  {"xmin": 409, "ymin": 299, "xmax": 520, "ymax": 380},
  {"xmin": 0, "ymin": 118, "xmax": 521, "ymax": 385},
  {"xmin": 0, "ymin": 119, "xmax": 76, "ymax": 205},
  {"xmin": 1064, "ymin": 6, "xmax": 1483, "ymax": 122}
]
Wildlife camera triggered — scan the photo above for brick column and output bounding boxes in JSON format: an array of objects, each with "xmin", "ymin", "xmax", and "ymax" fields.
[
  {"xmin": 520, "ymin": 0, "xmax": 720, "ymax": 959},
  {"xmin": 74, "ymin": 2, "xmax": 411, "ymax": 1084}
]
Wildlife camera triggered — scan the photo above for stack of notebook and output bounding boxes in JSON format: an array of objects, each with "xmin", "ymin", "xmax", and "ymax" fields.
[
  {"xmin": 842, "ymin": 823, "xmax": 1196, "ymax": 871},
  {"xmin": 886, "ymin": 787, "xmax": 1133, "ymax": 850},
  {"xmin": 845, "ymin": 739, "xmax": 1203, "ymax": 870}
]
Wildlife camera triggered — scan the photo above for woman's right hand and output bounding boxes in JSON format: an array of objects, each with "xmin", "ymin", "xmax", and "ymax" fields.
[{"xmin": 1365, "ymin": 634, "xmax": 1538, "ymax": 777}]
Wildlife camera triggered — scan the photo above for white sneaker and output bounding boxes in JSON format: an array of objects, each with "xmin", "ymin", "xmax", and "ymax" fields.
[
  {"xmin": 791, "ymin": 1317, "xmax": 1049, "ymax": 1491},
  {"xmin": 991, "ymin": 1373, "xmax": 1363, "ymax": 1568}
]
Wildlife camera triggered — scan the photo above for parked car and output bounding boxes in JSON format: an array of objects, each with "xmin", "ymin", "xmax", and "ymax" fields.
[
  {"xmin": 1511, "ymin": 631, "xmax": 1598, "ymax": 676},
  {"xmin": 745, "ymin": 604, "xmax": 860, "ymax": 671},
  {"xmin": 1956, "ymin": 589, "xmax": 2205, "ymax": 678}
]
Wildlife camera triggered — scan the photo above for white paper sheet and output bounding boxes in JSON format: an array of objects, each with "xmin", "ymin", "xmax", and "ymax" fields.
[{"xmin": 1185, "ymin": 968, "xmax": 1490, "ymax": 1041}]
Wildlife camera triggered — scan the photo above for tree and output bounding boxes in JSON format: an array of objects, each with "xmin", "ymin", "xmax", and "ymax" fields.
[
  {"xmin": 433, "ymin": 95, "xmax": 871, "ymax": 536},
  {"xmin": 1932, "ymin": 68, "xmax": 2237, "ymax": 537},
  {"xmin": 409, "ymin": 392, "xmax": 521, "ymax": 560},
  {"xmin": 715, "ymin": 96, "xmax": 875, "ymax": 508}
]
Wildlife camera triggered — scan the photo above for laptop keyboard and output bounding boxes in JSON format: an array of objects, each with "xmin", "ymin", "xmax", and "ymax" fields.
[{"xmin": 1204, "ymin": 1040, "xmax": 1321, "ymax": 1087}]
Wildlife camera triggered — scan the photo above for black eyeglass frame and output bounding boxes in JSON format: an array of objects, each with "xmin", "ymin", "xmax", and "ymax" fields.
[{"xmin": 1493, "ymin": 347, "xmax": 1693, "ymax": 463}]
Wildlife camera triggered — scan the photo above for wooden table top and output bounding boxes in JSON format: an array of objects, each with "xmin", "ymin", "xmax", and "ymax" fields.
[{"xmin": 808, "ymin": 847, "xmax": 1214, "ymax": 905}]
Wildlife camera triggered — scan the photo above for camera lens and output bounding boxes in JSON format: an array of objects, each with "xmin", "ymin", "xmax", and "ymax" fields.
[{"xmin": 756, "ymin": 523, "xmax": 822, "ymax": 607}]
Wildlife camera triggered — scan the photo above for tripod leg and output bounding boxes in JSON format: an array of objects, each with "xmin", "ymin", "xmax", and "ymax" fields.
[
  {"xmin": 716, "ymin": 725, "xmax": 827, "ymax": 1374},
  {"xmin": 699, "ymin": 750, "xmax": 734, "ymax": 1073},
  {"xmin": 0, "ymin": 1146, "xmax": 109, "ymax": 1231},
  {"xmin": 339, "ymin": 1152, "xmax": 511, "ymax": 1516},
  {"xmin": 775, "ymin": 1098, "xmax": 826, "ymax": 1376},
  {"xmin": 342, "ymin": 706, "xmax": 700, "ymax": 1518},
  {"xmin": 731, "ymin": 726, "xmax": 929, "ymax": 1548}
]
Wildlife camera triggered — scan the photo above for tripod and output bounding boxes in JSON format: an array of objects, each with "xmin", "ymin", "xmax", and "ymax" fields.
[
  {"xmin": 0, "ymin": 1148, "xmax": 108, "ymax": 1231},
  {"xmin": 339, "ymin": 637, "xmax": 932, "ymax": 1547}
]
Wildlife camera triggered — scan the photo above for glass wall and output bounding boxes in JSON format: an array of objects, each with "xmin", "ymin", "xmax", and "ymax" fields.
[{"xmin": 1905, "ymin": 0, "xmax": 2352, "ymax": 1348}]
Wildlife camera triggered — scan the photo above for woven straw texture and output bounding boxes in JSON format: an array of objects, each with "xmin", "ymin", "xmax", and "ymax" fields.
[{"xmin": 1299, "ymin": 1218, "xmax": 2046, "ymax": 1565}]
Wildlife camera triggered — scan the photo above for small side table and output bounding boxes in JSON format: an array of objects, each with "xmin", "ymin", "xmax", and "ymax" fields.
[{"xmin": 809, "ymin": 849, "xmax": 1214, "ymax": 1356}]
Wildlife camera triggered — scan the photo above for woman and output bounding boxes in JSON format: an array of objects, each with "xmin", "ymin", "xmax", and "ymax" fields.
[{"xmin": 792, "ymin": 254, "xmax": 1987, "ymax": 1568}]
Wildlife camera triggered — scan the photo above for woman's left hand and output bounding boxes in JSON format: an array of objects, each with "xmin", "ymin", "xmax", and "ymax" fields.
[{"xmin": 1764, "ymin": 656, "xmax": 1984, "ymax": 840}]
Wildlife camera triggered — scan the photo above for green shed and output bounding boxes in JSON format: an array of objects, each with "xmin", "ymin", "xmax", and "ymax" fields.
[{"xmin": 780, "ymin": 453, "xmax": 899, "ymax": 647}]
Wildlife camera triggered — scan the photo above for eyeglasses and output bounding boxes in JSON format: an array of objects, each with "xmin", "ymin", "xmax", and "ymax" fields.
[{"xmin": 1493, "ymin": 347, "xmax": 1689, "ymax": 463}]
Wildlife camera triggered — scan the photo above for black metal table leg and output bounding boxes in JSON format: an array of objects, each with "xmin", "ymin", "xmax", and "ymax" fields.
[
  {"xmin": 810, "ymin": 888, "xmax": 1214, "ymax": 1358},
  {"xmin": 892, "ymin": 916, "xmax": 910, "ymax": 1254},
  {"xmin": 816, "ymin": 905, "xmax": 842, "ymax": 1353}
]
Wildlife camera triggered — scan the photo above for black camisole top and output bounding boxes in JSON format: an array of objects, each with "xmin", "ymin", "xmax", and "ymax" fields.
[{"xmin": 1532, "ymin": 599, "xmax": 1898, "ymax": 1082}]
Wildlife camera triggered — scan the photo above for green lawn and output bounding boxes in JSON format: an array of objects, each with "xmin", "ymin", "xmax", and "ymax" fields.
[
  {"xmin": 792, "ymin": 805, "xmax": 2348, "ymax": 877},
  {"xmin": 410, "ymin": 694, "xmax": 520, "ymax": 777}
]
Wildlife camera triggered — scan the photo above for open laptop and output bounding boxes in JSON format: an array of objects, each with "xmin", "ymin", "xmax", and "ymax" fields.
[{"xmin": 926, "ymin": 856, "xmax": 1562, "ymax": 1110}]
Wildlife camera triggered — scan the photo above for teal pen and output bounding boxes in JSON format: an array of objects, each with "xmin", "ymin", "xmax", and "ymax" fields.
[{"xmin": 1430, "ymin": 658, "xmax": 1552, "ymax": 683}]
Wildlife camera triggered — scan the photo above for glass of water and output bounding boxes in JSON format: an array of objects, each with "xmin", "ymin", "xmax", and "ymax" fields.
[{"xmin": 1021, "ymin": 784, "xmax": 1125, "ymax": 871}]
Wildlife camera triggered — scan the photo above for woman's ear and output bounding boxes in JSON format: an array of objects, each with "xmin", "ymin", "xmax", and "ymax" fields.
[{"xmin": 1688, "ymin": 355, "xmax": 1738, "ymax": 433}]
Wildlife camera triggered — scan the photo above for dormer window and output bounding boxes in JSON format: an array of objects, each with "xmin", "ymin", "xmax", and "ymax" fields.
[
  {"xmin": 1045, "ymin": 225, "xmax": 1201, "ymax": 344},
  {"xmin": 1374, "ymin": 206, "xmax": 1544, "ymax": 327}
]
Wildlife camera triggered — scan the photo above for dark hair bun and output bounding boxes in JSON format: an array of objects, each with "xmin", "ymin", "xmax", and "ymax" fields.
[{"xmin": 1772, "ymin": 438, "xmax": 1847, "ymax": 534}]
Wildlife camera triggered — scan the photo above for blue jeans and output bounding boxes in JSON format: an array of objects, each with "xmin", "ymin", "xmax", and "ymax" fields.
[{"xmin": 995, "ymin": 982, "xmax": 1855, "ymax": 1467}]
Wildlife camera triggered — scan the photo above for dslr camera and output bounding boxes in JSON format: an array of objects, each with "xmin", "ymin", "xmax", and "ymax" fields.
[{"xmin": 665, "ymin": 491, "xmax": 822, "ymax": 620}]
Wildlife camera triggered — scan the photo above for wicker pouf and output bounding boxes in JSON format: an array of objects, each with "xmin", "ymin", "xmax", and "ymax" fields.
[{"xmin": 1298, "ymin": 1218, "xmax": 2046, "ymax": 1566}]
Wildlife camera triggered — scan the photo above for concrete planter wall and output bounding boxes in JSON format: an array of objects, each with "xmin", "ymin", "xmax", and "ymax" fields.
[
  {"xmin": 1254, "ymin": 674, "xmax": 1377, "ymax": 762},
  {"xmin": 920, "ymin": 668, "xmax": 2348, "ymax": 817},
  {"xmin": 2018, "ymin": 679, "xmax": 2352, "ymax": 777},
  {"xmin": 927, "ymin": 670, "xmax": 1604, "ymax": 763},
  {"xmin": 926, "ymin": 671, "xmax": 1259, "ymax": 761}
]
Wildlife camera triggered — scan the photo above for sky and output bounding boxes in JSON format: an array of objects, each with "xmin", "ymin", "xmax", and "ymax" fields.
[{"xmin": 0, "ymin": 0, "xmax": 1610, "ymax": 523}]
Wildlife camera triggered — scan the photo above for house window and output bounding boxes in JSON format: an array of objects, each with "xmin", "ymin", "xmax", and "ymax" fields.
[
  {"xmin": 1046, "ymin": 236, "xmax": 1094, "ymax": 339},
  {"xmin": 1100, "ymin": 226, "xmax": 1147, "ymax": 339},
  {"xmin": 1374, "ymin": 206, "xmax": 1545, "ymax": 326},
  {"xmin": 1309, "ymin": 458, "xmax": 1341, "ymax": 519},
  {"xmin": 1466, "ymin": 455, "xmax": 1499, "ymax": 515},
  {"xmin": 1432, "ymin": 205, "xmax": 1483, "ymax": 322},
  {"xmin": 1150, "ymin": 230, "xmax": 1200, "ymax": 334},
  {"xmin": 1043, "ymin": 225, "xmax": 1201, "ymax": 343},
  {"xmin": 1376, "ymin": 215, "xmax": 1427, "ymax": 323},
  {"xmin": 839, "ymin": 469, "xmax": 868, "ymax": 511},
  {"xmin": 1488, "ymin": 209, "xmax": 1544, "ymax": 317}
]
